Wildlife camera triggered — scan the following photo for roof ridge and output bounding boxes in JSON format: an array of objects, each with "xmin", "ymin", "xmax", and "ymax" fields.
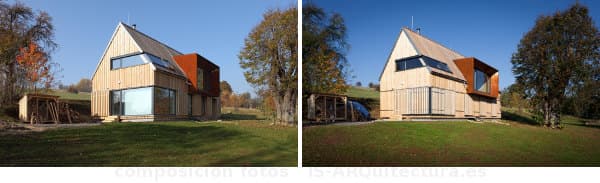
[
  {"xmin": 402, "ymin": 27, "xmax": 465, "ymax": 58},
  {"xmin": 120, "ymin": 22, "xmax": 183, "ymax": 55}
]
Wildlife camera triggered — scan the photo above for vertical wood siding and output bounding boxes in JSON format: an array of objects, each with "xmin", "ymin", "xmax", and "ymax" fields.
[{"xmin": 91, "ymin": 26, "xmax": 145, "ymax": 117}]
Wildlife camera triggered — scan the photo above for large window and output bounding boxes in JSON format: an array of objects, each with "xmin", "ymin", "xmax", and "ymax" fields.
[
  {"xmin": 111, "ymin": 53, "xmax": 174, "ymax": 70},
  {"xmin": 197, "ymin": 68, "xmax": 205, "ymax": 91},
  {"xmin": 422, "ymin": 56, "xmax": 452, "ymax": 73},
  {"xmin": 110, "ymin": 87, "xmax": 153, "ymax": 115},
  {"xmin": 396, "ymin": 57, "xmax": 423, "ymax": 71},
  {"xmin": 111, "ymin": 54, "xmax": 146, "ymax": 69},
  {"xmin": 144, "ymin": 54, "xmax": 170, "ymax": 69},
  {"xmin": 110, "ymin": 87, "xmax": 176, "ymax": 116},
  {"xmin": 154, "ymin": 87, "xmax": 176, "ymax": 115},
  {"xmin": 474, "ymin": 69, "xmax": 490, "ymax": 93}
]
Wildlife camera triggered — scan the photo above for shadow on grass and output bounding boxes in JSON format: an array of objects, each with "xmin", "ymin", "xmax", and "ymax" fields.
[
  {"xmin": 502, "ymin": 110, "xmax": 539, "ymax": 126},
  {"xmin": 0, "ymin": 123, "xmax": 244, "ymax": 166},
  {"xmin": 221, "ymin": 113, "xmax": 264, "ymax": 121}
]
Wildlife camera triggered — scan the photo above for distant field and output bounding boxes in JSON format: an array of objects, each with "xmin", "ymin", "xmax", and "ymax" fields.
[{"xmin": 47, "ymin": 90, "xmax": 90, "ymax": 101}]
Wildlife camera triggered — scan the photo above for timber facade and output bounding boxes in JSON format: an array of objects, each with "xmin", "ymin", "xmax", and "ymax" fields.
[
  {"xmin": 91, "ymin": 23, "xmax": 220, "ymax": 122},
  {"xmin": 379, "ymin": 28, "xmax": 501, "ymax": 120}
]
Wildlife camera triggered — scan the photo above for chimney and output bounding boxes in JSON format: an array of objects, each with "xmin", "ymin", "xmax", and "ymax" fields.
[
  {"xmin": 416, "ymin": 28, "xmax": 421, "ymax": 34},
  {"xmin": 132, "ymin": 24, "xmax": 137, "ymax": 29}
]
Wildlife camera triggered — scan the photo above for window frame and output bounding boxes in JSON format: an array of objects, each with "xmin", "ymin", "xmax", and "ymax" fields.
[
  {"xmin": 422, "ymin": 56, "xmax": 452, "ymax": 73},
  {"xmin": 474, "ymin": 69, "xmax": 490, "ymax": 93},
  {"xmin": 109, "ymin": 86, "xmax": 177, "ymax": 116},
  {"xmin": 110, "ymin": 52, "xmax": 147, "ymax": 70},
  {"xmin": 395, "ymin": 56, "xmax": 424, "ymax": 72}
]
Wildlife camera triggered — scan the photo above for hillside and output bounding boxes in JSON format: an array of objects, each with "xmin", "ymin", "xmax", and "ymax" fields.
[
  {"xmin": 345, "ymin": 86, "xmax": 379, "ymax": 100},
  {"xmin": 344, "ymin": 86, "xmax": 380, "ymax": 119}
]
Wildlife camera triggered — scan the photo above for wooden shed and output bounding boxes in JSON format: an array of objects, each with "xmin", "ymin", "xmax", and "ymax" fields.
[{"xmin": 18, "ymin": 93, "xmax": 60, "ymax": 124}]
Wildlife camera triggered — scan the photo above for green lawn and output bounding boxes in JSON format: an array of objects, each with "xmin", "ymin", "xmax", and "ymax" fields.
[
  {"xmin": 303, "ymin": 121, "xmax": 600, "ymax": 166},
  {"xmin": 1, "ymin": 120, "xmax": 297, "ymax": 166}
]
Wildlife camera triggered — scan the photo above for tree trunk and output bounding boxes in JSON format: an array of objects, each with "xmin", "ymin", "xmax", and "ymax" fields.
[{"xmin": 272, "ymin": 88, "xmax": 297, "ymax": 126}]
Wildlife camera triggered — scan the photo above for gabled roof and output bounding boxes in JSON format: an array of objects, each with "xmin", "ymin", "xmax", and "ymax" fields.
[
  {"xmin": 120, "ymin": 23, "xmax": 186, "ymax": 77},
  {"xmin": 92, "ymin": 22, "xmax": 186, "ymax": 79},
  {"xmin": 379, "ymin": 28, "xmax": 467, "ymax": 82},
  {"xmin": 402, "ymin": 28, "xmax": 466, "ymax": 81}
]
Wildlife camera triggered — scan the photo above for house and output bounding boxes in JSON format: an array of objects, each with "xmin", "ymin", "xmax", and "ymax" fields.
[
  {"xmin": 91, "ymin": 22, "xmax": 220, "ymax": 122},
  {"xmin": 379, "ymin": 28, "xmax": 500, "ymax": 120}
]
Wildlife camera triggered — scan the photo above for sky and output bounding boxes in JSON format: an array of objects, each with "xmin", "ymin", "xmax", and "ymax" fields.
[
  {"xmin": 306, "ymin": 0, "xmax": 600, "ymax": 90},
  {"xmin": 11, "ymin": 0, "xmax": 296, "ymax": 95}
]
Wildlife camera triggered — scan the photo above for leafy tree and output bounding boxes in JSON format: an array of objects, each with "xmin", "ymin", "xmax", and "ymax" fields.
[
  {"xmin": 501, "ymin": 84, "xmax": 529, "ymax": 113},
  {"xmin": 511, "ymin": 3, "xmax": 600, "ymax": 128},
  {"xmin": 220, "ymin": 80, "xmax": 233, "ymax": 107},
  {"xmin": 355, "ymin": 81, "xmax": 362, "ymax": 87},
  {"xmin": 74, "ymin": 78, "xmax": 91, "ymax": 92},
  {"xmin": 239, "ymin": 7, "xmax": 297, "ymax": 125},
  {"xmin": 16, "ymin": 42, "xmax": 54, "ymax": 93},
  {"xmin": 303, "ymin": 3, "xmax": 350, "ymax": 95},
  {"xmin": 0, "ymin": 1, "xmax": 56, "ymax": 105}
]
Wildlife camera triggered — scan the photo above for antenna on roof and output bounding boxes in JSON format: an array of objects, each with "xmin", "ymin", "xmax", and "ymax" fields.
[
  {"xmin": 411, "ymin": 16, "xmax": 414, "ymax": 30},
  {"xmin": 127, "ymin": 13, "xmax": 130, "ymax": 25}
]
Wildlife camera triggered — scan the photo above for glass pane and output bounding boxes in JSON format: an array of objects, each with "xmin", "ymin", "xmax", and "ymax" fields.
[
  {"xmin": 170, "ymin": 90, "xmax": 176, "ymax": 115},
  {"xmin": 120, "ymin": 54, "xmax": 145, "ymax": 68},
  {"xmin": 423, "ymin": 57, "xmax": 452, "ymax": 73},
  {"xmin": 122, "ymin": 87, "xmax": 152, "ymax": 115},
  {"xmin": 405, "ymin": 58, "xmax": 423, "ymax": 70},
  {"xmin": 475, "ymin": 69, "xmax": 489, "ymax": 93},
  {"xmin": 197, "ymin": 69, "xmax": 204, "ymax": 90},
  {"xmin": 154, "ymin": 87, "xmax": 176, "ymax": 115},
  {"xmin": 111, "ymin": 59, "xmax": 121, "ymax": 70},
  {"xmin": 154, "ymin": 88, "xmax": 169, "ymax": 115},
  {"xmin": 110, "ymin": 90, "xmax": 122, "ymax": 115},
  {"xmin": 396, "ymin": 60, "xmax": 405, "ymax": 71},
  {"xmin": 147, "ymin": 54, "xmax": 169, "ymax": 68}
]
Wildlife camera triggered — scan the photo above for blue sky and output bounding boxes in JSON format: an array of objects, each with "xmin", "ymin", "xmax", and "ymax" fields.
[
  {"xmin": 12, "ymin": 0, "xmax": 296, "ymax": 95},
  {"xmin": 306, "ymin": 0, "xmax": 600, "ymax": 89}
]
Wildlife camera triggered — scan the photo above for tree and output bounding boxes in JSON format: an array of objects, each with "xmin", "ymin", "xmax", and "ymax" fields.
[
  {"xmin": 0, "ymin": 1, "xmax": 56, "ymax": 105},
  {"xmin": 239, "ymin": 6, "xmax": 297, "ymax": 125},
  {"xmin": 15, "ymin": 42, "xmax": 53, "ymax": 93},
  {"xmin": 302, "ymin": 3, "xmax": 350, "ymax": 95},
  {"xmin": 238, "ymin": 92, "xmax": 251, "ymax": 108},
  {"xmin": 501, "ymin": 84, "xmax": 529, "ymax": 113},
  {"xmin": 355, "ymin": 81, "xmax": 362, "ymax": 87},
  {"xmin": 511, "ymin": 3, "xmax": 600, "ymax": 128},
  {"xmin": 220, "ymin": 81, "xmax": 233, "ymax": 107},
  {"xmin": 74, "ymin": 78, "xmax": 92, "ymax": 92}
]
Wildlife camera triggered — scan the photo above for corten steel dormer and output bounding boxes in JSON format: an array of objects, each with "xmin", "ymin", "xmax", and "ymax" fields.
[
  {"xmin": 454, "ymin": 57, "xmax": 499, "ymax": 98},
  {"xmin": 173, "ymin": 54, "xmax": 220, "ymax": 97}
]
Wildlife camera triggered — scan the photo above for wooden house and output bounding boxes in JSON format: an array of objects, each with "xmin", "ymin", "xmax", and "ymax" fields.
[
  {"xmin": 91, "ymin": 23, "xmax": 220, "ymax": 122},
  {"xmin": 379, "ymin": 28, "xmax": 501, "ymax": 120}
]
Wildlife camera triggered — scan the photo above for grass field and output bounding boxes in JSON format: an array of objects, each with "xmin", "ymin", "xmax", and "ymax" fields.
[
  {"xmin": 0, "ymin": 109, "xmax": 297, "ymax": 166},
  {"xmin": 305, "ymin": 85, "xmax": 600, "ymax": 166},
  {"xmin": 303, "ymin": 121, "xmax": 600, "ymax": 166}
]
